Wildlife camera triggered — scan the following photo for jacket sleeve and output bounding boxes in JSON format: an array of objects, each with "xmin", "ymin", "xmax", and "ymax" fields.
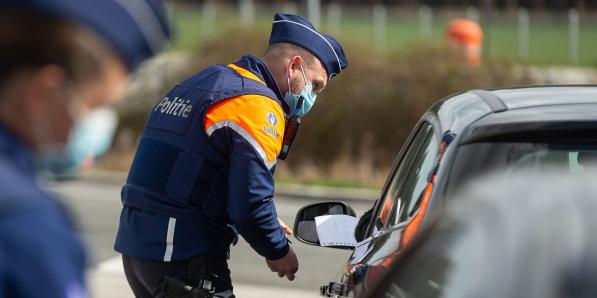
[{"xmin": 204, "ymin": 94, "xmax": 289, "ymax": 260}]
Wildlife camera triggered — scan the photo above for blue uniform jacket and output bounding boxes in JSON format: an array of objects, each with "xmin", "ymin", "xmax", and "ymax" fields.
[
  {"xmin": 0, "ymin": 125, "xmax": 87, "ymax": 298},
  {"xmin": 115, "ymin": 55, "xmax": 290, "ymax": 262}
]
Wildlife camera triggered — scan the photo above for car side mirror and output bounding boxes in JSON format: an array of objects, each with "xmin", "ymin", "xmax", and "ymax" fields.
[{"xmin": 293, "ymin": 201, "xmax": 357, "ymax": 249}]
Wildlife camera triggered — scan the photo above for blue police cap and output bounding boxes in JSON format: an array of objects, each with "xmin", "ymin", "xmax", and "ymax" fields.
[
  {"xmin": 269, "ymin": 13, "xmax": 348, "ymax": 80},
  {"xmin": 1, "ymin": 0, "xmax": 170, "ymax": 70}
]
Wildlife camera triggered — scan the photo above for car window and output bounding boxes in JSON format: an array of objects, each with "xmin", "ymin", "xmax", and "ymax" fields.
[
  {"xmin": 385, "ymin": 127, "xmax": 439, "ymax": 225},
  {"xmin": 370, "ymin": 123, "xmax": 433, "ymax": 236},
  {"xmin": 447, "ymin": 142, "xmax": 597, "ymax": 196}
]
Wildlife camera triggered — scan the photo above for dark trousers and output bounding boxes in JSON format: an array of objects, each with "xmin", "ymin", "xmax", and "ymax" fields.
[{"xmin": 122, "ymin": 255, "xmax": 235, "ymax": 298}]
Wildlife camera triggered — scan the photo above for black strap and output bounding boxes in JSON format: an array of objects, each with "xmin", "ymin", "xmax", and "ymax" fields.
[
  {"xmin": 188, "ymin": 257, "xmax": 207, "ymax": 286},
  {"xmin": 163, "ymin": 276, "xmax": 215, "ymax": 298},
  {"xmin": 164, "ymin": 276, "xmax": 195, "ymax": 298}
]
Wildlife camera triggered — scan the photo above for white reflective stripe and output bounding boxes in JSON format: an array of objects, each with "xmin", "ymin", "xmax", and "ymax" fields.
[
  {"xmin": 206, "ymin": 120, "xmax": 276, "ymax": 169},
  {"xmin": 163, "ymin": 217, "xmax": 176, "ymax": 262},
  {"xmin": 272, "ymin": 19, "xmax": 341, "ymax": 77},
  {"xmin": 112, "ymin": 0, "xmax": 170, "ymax": 54}
]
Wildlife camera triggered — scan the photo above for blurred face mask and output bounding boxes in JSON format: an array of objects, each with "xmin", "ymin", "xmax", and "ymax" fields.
[
  {"xmin": 34, "ymin": 88, "xmax": 118, "ymax": 178},
  {"xmin": 42, "ymin": 108, "xmax": 118, "ymax": 178},
  {"xmin": 284, "ymin": 64, "xmax": 317, "ymax": 117}
]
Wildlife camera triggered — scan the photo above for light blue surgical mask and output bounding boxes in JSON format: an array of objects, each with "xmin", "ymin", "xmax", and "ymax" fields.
[
  {"xmin": 39, "ymin": 107, "xmax": 118, "ymax": 178},
  {"xmin": 284, "ymin": 64, "xmax": 317, "ymax": 117}
]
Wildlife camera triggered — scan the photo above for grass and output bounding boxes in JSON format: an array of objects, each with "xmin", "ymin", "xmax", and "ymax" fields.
[{"xmin": 170, "ymin": 5, "xmax": 597, "ymax": 66}]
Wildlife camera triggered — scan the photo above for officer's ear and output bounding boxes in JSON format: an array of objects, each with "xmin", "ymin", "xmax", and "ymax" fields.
[{"xmin": 286, "ymin": 55, "xmax": 303, "ymax": 78}]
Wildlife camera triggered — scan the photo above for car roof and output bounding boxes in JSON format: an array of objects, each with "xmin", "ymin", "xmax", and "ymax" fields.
[
  {"xmin": 492, "ymin": 85, "xmax": 597, "ymax": 109},
  {"xmin": 430, "ymin": 85, "xmax": 597, "ymax": 143}
]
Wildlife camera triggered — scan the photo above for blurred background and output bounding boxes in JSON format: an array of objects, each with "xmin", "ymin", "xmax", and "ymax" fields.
[
  {"xmin": 56, "ymin": 1, "xmax": 596, "ymax": 297},
  {"xmin": 98, "ymin": 0, "xmax": 597, "ymax": 189}
]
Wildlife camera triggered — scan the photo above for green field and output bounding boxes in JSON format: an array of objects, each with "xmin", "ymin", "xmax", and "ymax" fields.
[{"xmin": 170, "ymin": 6, "xmax": 597, "ymax": 66}]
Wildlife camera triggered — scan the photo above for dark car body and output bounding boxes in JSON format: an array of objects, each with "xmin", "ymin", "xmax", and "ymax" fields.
[
  {"xmin": 368, "ymin": 171, "xmax": 597, "ymax": 298},
  {"xmin": 297, "ymin": 85, "xmax": 597, "ymax": 297}
]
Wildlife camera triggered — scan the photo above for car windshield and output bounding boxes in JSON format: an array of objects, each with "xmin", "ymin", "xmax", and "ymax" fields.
[{"xmin": 447, "ymin": 141, "xmax": 597, "ymax": 195}]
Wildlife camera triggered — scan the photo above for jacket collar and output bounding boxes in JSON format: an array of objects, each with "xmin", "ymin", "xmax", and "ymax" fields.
[{"xmin": 232, "ymin": 54, "xmax": 290, "ymax": 114}]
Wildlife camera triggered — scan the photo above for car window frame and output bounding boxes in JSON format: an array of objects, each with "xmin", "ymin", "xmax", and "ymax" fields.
[
  {"xmin": 446, "ymin": 141, "xmax": 597, "ymax": 197},
  {"xmin": 365, "ymin": 121, "xmax": 436, "ymax": 238},
  {"xmin": 388, "ymin": 128, "xmax": 440, "ymax": 226}
]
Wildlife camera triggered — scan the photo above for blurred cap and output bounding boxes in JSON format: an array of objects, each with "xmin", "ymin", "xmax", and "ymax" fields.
[
  {"xmin": 1, "ymin": 0, "xmax": 171, "ymax": 70},
  {"xmin": 269, "ymin": 13, "xmax": 348, "ymax": 81}
]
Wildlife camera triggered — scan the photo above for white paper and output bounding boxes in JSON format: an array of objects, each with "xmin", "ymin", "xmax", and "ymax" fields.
[{"xmin": 314, "ymin": 215, "xmax": 358, "ymax": 247}]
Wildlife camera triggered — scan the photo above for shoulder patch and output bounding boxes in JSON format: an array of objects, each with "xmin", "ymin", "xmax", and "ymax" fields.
[
  {"xmin": 267, "ymin": 112, "xmax": 278, "ymax": 126},
  {"xmin": 205, "ymin": 95, "xmax": 285, "ymax": 167}
]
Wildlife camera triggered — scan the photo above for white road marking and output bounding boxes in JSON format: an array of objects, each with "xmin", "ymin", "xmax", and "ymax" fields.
[{"xmin": 96, "ymin": 256, "xmax": 125, "ymax": 274}]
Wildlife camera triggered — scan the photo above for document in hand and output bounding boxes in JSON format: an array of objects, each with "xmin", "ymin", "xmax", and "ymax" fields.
[{"xmin": 314, "ymin": 215, "xmax": 358, "ymax": 247}]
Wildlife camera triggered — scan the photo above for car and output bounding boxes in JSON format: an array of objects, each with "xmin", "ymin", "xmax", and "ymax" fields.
[
  {"xmin": 292, "ymin": 85, "xmax": 597, "ymax": 298},
  {"xmin": 367, "ymin": 171, "xmax": 597, "ymax": 298}
]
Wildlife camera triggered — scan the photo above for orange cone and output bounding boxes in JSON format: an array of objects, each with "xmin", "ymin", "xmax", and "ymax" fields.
[{"xmin": 446, "ymin": 19, "xmax": 483, "ymax": 66}]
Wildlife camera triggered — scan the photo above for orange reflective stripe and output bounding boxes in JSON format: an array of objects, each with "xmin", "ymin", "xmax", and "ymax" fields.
[
  {"xmin": 205, "ymin": 95, "xmax": 285, "ymax": 164},
  {"xmin": 227, "ymin": 64, "xmax": 266, "ymax": 86},
  {"xmin": 401, "ymin": 180, "xmax": 434, "ymax": 247},
  {"xmin": 379, "ymin": 197, "xmax": 393, "ymax": 225}
]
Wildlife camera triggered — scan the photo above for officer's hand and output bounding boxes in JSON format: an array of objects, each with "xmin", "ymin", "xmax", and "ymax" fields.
[
  {"xmin": 266, "ymin": 246, "xmax": 299, "ymax": 281},
  {"xmin": 278, "ymin": 217, "xmax": 293, "ymax": 236}
]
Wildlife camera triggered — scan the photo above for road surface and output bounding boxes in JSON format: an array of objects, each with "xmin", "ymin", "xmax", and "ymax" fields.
[{"xmin": 50, "ymin": 179, "xmax": 374, "ymax": 297}]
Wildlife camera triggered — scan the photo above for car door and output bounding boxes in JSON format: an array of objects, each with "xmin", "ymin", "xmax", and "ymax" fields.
[{"xmin": 342, "ymin": 121, "xmax": 440, "ymax": 297}]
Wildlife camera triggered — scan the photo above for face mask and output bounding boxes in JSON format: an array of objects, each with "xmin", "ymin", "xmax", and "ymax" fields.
[
  {"xmin": 284, "ymin": 64, "xmax": 317, "ymax": 117},
  {"xmin": 39, "ymin": 107, "xmax": 118, "ymax": 178}
]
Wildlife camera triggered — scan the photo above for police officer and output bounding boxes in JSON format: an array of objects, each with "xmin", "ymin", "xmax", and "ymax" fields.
[
  {"xmin": 0, "ymin": 1, "xmax": 169, "ymax": 297},
  {"xmin": 114, "ymin": 13, "xmax": 348, "ymax": 298}
]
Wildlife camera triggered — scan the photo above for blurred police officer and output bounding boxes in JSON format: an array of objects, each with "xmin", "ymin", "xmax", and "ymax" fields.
[
  {"xmin": 0, "ymin": 1, "xmax": 169, "ymax": 297},
  {"xmin": 114, "ymin": 13, "xmax": 348, "ymax": 298}
]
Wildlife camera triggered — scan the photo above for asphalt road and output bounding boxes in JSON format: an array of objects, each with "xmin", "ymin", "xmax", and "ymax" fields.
[{"xmin": 50, "ymin": 179, "xmax": 374, "ymax": 297}]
